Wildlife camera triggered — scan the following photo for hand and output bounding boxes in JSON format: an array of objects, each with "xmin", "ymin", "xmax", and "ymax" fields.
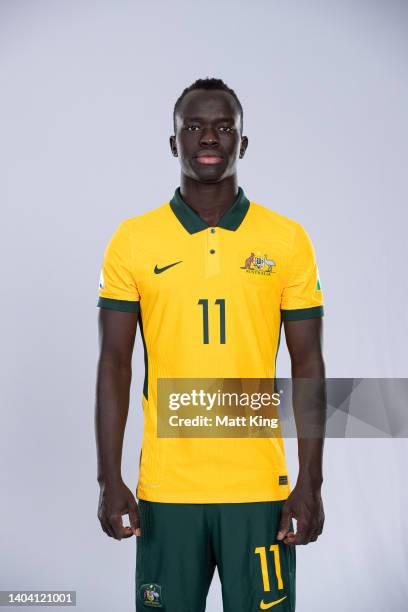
[
  {"xmin": 276, "ymin": 478, "xmax": 324, "ymax": 545},
  {"xmin": 97, "ymin": 479, "xmax": 141, "ymax": 540}
]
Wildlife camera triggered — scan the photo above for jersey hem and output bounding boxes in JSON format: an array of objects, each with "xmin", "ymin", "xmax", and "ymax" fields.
[{"xmin": 136, "ymin": 485, "xmax": 291, "ymax": 504}]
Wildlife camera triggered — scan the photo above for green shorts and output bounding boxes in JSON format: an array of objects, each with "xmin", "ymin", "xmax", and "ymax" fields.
[{"xmin": 135, "ymin": 500, "xmax": 295, "ymax": 611}]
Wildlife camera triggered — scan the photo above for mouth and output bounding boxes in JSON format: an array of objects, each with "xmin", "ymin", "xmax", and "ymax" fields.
[{"xmin": 195, "ymin": 155, "xmax": 224, "ymax": 165}]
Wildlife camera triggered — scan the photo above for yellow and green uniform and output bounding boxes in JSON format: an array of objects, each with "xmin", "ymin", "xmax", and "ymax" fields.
[{"xmin": 97, "ymin": 186, "xmax": 324, "ymax": 504}]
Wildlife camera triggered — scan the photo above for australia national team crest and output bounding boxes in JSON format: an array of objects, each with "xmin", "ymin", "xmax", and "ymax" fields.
[
  {"xmin": 140, "ymin": 583, "xmax": 163, "ymax": 608},
  {"xmin": 241, "ymin": 251, "xmax": 276, "ymax": 276}
]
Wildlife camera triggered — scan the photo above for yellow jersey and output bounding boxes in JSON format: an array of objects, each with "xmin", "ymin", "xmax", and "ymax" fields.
[{"xmin": 97, "ymin": 186, "xmax": 324, "ymax": 503}]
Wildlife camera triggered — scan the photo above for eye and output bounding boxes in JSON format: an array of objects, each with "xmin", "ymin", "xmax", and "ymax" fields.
[
  {"xmin": 219, "ymin": 126, "xmax": 234, "ymax": 133},
  {"xmin": 185, "ymin": 124, "xmax": 201, "ymax": 131}
]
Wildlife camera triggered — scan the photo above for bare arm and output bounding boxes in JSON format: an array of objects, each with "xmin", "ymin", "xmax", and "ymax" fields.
[
  {"xmin": 277, "ymin": 317, "xmax": 326, "ymax": 545},
  {"xmin": 95, "ymin": 308, "xmax": 140, "ymax": 540}
]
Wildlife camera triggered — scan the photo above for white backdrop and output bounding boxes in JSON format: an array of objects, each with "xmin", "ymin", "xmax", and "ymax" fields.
[{"xmin": 1, "ymin": 1, "xmax": 407, "ymax": 610}]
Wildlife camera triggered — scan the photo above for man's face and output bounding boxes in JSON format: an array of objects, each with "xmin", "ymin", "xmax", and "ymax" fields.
[{"xmin": 170, "ymin": 89, "xmax": 248, "ymax": 183}]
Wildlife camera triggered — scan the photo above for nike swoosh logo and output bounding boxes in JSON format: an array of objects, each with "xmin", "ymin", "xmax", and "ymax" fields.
[
  {"xmin": 260, "ymin": 596, "xmax": 287, "ymax": 609},
  {"xmin": 154, "ymin": 261, "xmax": 182, "ymax": 274}
]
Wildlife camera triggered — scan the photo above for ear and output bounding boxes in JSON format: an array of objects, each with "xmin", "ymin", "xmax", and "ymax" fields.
[
  {"xmin": 169, "ymin": 135, "xmax": 178, "ymax": 157},
  {"xmin": 239, "ymin": 135, "xmax": 249, "ymax": 159}
]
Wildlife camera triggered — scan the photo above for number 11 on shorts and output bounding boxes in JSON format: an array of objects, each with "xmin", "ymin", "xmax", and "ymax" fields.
[{"xmin": 255, "ymin": 545, "xmax": 284, "ymax": 591}]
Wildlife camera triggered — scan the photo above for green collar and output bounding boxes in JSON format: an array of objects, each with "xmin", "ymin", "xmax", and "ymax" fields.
[{"xmin": 169, "ymin": 186, "xmax": 250, "ymax": 234}]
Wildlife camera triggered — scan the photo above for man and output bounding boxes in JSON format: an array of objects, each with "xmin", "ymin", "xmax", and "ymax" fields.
[{"xmin": 95, "ymin": 78, "xmax": 325, "ymax": 611}]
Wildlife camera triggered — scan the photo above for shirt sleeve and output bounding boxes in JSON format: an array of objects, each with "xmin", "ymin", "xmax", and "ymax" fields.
[
  {"xmin": 97, "ymin": 221, "xmax": 140, "ymax": 313},
  {"xmin": 280, "ymin": 222, "xmax": 324, "ymax": 321}
]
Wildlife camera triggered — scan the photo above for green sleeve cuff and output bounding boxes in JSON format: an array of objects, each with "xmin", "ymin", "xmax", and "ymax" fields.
[
  {"xmin": 281, "ymin": 305, "xmax": 324, "ymax": 321},
  {"xmin": 97, "ymin": 297, "xmax": 140, "ymax": 313}
]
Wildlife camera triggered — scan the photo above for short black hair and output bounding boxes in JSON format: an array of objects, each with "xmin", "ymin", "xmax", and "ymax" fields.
[{"xmin": 173, "ymin": 77, "xmax": 243, "ymax": 133}]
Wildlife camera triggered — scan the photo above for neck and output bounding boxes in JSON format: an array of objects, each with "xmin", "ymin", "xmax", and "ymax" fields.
[{"xmin": 179, "ymin": 174, "xmax": 239, "ymax": 226}]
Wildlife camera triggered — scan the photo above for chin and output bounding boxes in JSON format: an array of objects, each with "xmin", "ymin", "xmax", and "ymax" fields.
[
  {"xmin": 196, "ymin": 174, "xmax": 224, "ymax": 184},
  {"xmin": 193, "ymin": 167, "xmax": 226, "ymax": 183}
]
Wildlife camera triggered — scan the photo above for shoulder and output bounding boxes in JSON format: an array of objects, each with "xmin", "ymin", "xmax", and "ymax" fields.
[
  {"xmin": 248, "ymin": 201, "xmax": 308, "ymax": 241},
  {"xmin": 110, "ymin": 203, "xmax": 174, "ymax": 252},
  {"xmin": 103, "ymin": 203, "xmax": 172, "ymax": 258},
  {"xmin": 116, "ymin": 202, "xmax": 171, "ymax": 234}
]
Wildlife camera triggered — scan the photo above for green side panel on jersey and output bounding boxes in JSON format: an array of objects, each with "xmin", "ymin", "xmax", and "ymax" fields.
[
  {"xmin": 138, "ymin": 313, "xmax": 148, "ymax": 401},
  {"xmin": 274, "ymin": 320, "xmax": 283, "ymax": 377}
]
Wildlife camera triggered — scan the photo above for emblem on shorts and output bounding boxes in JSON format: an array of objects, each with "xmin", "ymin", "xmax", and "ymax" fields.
[
  {"xmin": 140, "ymin": 583, "xmax": 163, "ymax": 607},
  {"xmin": 241, "ymin": 252, "xmax": 276, "ymax": 275},
  {"xmin": 260, "ymin": 595, "xmax": 288, "ymax": 608}
]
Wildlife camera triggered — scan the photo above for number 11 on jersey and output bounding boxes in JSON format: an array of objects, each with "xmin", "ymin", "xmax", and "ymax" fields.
[{"xmin": 198, "ymin": 298, "xmax": 226, "ymax": 344}]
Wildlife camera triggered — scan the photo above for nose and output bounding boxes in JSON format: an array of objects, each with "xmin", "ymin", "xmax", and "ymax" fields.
[{"xmin": 199, "ymin": 127, "xmax": 219, "ymax": 146}]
